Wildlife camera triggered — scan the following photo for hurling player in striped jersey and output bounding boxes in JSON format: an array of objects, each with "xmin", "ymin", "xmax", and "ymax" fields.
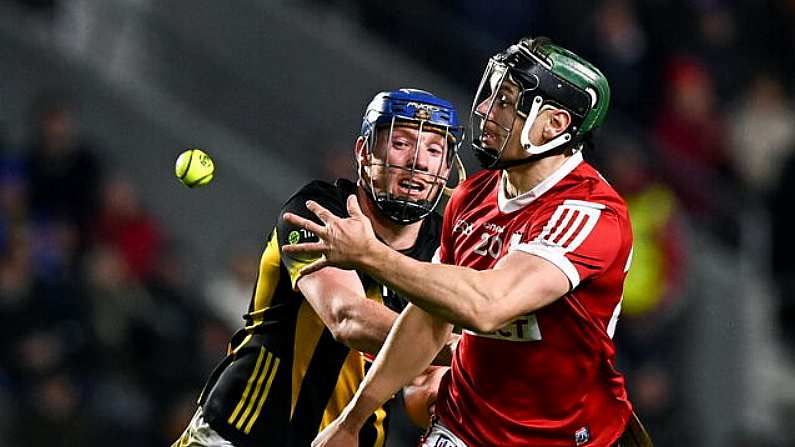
[
  {"xmin": 172, "ymin": 89, "xmax": 463, "ymax": 447},
  {"xmin": 285, "ymin": 37, "xmax": 654, "ymax": 447}
]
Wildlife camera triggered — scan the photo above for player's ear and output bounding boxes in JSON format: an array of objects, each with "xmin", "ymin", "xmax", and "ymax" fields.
[
  {"xmin": 544, "ymin": 109, "xmax": 572, "ymax": 140},
  {"xmin": 355, "ymin": 136, "xmax": 369, "ymax": 164}
]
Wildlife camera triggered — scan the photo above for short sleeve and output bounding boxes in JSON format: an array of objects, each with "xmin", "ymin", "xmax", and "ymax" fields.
[
  {"xmin": 511, "ymin": 199, "xmax": 621, "ymax": 289},
  {"xmin": 276, "ymin": 183, "xmax": 348, "ymax": 288}
]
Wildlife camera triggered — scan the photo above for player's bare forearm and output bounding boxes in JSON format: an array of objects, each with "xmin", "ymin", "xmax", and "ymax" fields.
[
  {"xmin": 336, "ymin": 297, "xmax": 398, "ymax": 356},
  {"xmin": 298, "ymin": 267, "xmax": 398, "ymax": 356},
  {"xmin": 357, "ymin": 241, "xmax": 494, "ymax": 330},
  {"xmin": 334, "ymin": 299, "xmax": 452, "ymax": 363},
  {"xmin": 338, "ymin": 299, "xmax": 452, "ymax": 365},
  {"xmin": 337, "ymin": 241, "xmax": 569, "ymax": 332},
  {"xmin": 341, "ymin": 304, "xmax": 452, "ymax": 430}
]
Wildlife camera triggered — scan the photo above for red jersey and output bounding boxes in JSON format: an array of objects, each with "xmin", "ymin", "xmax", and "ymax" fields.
[{"xmin": 434, "ymin": 153, "xmax": 633, "ymax": 446}]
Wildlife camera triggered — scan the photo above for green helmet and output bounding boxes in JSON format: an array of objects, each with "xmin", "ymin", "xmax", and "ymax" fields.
[
  {"xmin": 533, "ymin": 39, "xmax": 611, "ymax": 135},
  {"xmin": 471, "ymin": 36, "xmax": 611, "ymax": 169}
]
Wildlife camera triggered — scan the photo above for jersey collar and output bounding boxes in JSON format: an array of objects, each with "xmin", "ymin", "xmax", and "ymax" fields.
[{"xmin": 497, "ymin": 151, "xmax": 583, "ymax": 213}]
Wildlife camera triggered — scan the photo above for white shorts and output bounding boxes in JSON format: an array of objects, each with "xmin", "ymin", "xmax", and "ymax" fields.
[
  {"xmin": 172, "ymin": 407, "xmax": 235, "ymax": 447},
  {"xmin": 419, "ymin": 420, "xmax": 469, "ymax": 447}
]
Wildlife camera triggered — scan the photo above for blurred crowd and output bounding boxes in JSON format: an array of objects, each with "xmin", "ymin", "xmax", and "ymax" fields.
[
  {"xmin": 0, "ymin": 95, "xmax": 257, "ymax": 445},
  {"xmin": 2, "ymin": 0, "xmax": 795, "ymax": 446}
]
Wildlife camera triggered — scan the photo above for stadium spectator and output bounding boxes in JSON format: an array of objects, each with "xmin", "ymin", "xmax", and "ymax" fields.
[
  {"xmin": 589, "ymin": 0, "xmax": 653, "ymax": 121},
  {"xmin": 202, "ymin": 246, "xmax": 260, "ymax": 332},
  {"xmin": 728, "ymin": 71, "xmax": 795, "ymax": 196},
  {"xmin": 691, "ymin": 3, "xmax": 744, "ymax": 101},
  {"xmin": 81, "ymin": 245, "xmax": 166, "ymax": 445},
  {"xmin": 652, "ymin": 56, "xmax": 739, "ymax": 243},
  {"xmin": 24, "ymin": 94, "xmax": 103, "ymax": 251},
  {"xmin": 94, "ymin": 177, "xmax": 162, "ymax": 281}
]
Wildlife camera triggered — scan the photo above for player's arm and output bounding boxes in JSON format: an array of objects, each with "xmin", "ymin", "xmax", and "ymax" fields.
[
  {"xmin": 275, "ymin": 188, "xmax": 397, "ymax": 355},
  {"xmin": 297, "ymin": 258, "xmax": 458, "ymax": 364},
  {"xmin": 313, "ymin": 304, "xmax": 453, "ymax": 445},
  {"xmin": 297, "ymin": 267, "xmax": 397, "ymax": 356},
  {"xmin": 279, "ymin": 190, "xmax": 456, "ymax": 362},
  {"xmin": 402, "ymin": 364, "xmax": 449, "ymax": 428},
  {"xmin": 283, "ymin": 195, "xmax": 570, "ymax": 333},
  {"xmin": 359, "ymin": 245, "xmax": 568, "ymax": 333}
]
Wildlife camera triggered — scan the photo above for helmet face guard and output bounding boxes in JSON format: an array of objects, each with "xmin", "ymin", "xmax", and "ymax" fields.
[
  {"xmin": 360, "ymin": 89, "xmax": 464, "ymax": 224},
  {"xmin": 471, "ymin": 59, "xmax": 523, "ymax": 168},
  {"xmin": 471, "ymin": 38, "xmax": 608, "ymax": 169}
]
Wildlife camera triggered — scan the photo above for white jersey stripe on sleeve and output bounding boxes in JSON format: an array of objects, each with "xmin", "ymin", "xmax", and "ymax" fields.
[
  {"xmin": 538, "ymin": 204, "xmax": 566, "ymax": 241},
  {"xmin": 554, "ymin": 209, "xmax": 586, "ymax": 247},
  {"xmin": 564, "ymin": 206, "xmax": 601, "ymax": 252},
  {"xmin": 512, "ymin": 241, "xmax": 581, "ymax": 289},
  {"xmin": 563, "ymin": 199, "xmax": 606, "ymax": 210},
  {"xmin": 537, "ymin": 202, "xmax": 603, "ymax": 253},
  {"xmin": 549, "ymin": 207, "xmax": 576, "ymax": 243}
]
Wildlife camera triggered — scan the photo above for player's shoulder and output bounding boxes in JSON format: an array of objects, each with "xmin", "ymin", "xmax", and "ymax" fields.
[
  {"xmin": 557, "ymin": 161, "xmax": 629, "ymax": 216},
  {"xmin": 281, "ymin": 178, "xmax": 355, "ymax": 215}
]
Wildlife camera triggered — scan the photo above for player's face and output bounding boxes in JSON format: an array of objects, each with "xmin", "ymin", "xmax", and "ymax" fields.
[
  {"xmin": 368, "ymin": 125, "xmax": 451, "ymax": 203},
  {"xmin": 472, "ymin": 66, "xmax": 558, "ymax": 164},
  {"xmin": 475, "ymin": 75, "xmax": 521, "ymax": 149},
  {"xmin": 472, "ymin": 65, "xmax": 529, "ymax": 160}
]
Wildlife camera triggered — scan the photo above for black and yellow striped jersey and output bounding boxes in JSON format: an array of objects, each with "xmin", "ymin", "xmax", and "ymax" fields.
[{"xmin": 198, "ymin": 179, "xmax": 441, "ymax": 447}]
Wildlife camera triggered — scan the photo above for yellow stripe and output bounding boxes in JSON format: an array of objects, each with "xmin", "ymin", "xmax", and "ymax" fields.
[
  {"xmin": 364, "ymin": 283, "xmax": 387, "ymax": 446},
  {"xmin": 253, "ymin": 232, "xmax": 282, "ymax": 312},
  {"xmin": 319, "ymin": 350, "xmax": 365, "ymax": 430},
  {"xmin": 244, "ymin": 321, "xmax": 264, "ymax": 331},
  {"xmin": 236, "ymin": 351, "xmax": 274, "ymax": 430},
  {"xmin": 227, "ymin": 347, "xmax": 266, "ymax": 425},
  {"xmin": 318, "ymin": 348, "xmax": 387, "ymax": 446},
  {"xmin": 244, "ymin": 356, "xmax": 281, "ymax": 434},
  {"xmin": 371, "ymin": 406, "xmax": 387, "ymax": 447},
  {"xmin": 247, "ymin": 308, "xmax": 269, "ymax": 319},
  {"xmin": 231, "ymin": 333, "xmax": 253, "ymax": 356},
  {"xmin": 290, "ymin": 301, "xmax": 326, "ymax": 419},
  {"xmin": 365, "ymin": 283, "xmax": 385, "ymax": 304}
]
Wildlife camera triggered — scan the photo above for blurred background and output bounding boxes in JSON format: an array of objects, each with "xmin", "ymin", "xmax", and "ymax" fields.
[{"xmin": 0, "ymin": 0, "xmax": 793, "ymax": 445}]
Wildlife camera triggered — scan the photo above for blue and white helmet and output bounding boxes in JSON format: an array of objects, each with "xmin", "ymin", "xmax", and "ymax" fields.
[{"xmin": 359, "ymin": 89, "xmax": 464, "ymax": 224}]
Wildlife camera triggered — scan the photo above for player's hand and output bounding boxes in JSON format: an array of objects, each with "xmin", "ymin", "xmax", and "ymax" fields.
[
  {"xmin": 403, "ymin": 366, "xmax": 449, "ymax": 428},
  {"xmin": 283, "ymin": 194, "xmax": 380, "ymax": 275},
  {"xmin": 311, "ymin": 417, "xmax": 359, "ymax": 447}
]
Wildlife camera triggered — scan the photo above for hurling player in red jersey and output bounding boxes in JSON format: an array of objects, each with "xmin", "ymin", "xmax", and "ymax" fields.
[{"xmin": 285, "ymin": 36, "xmax": 653, "ymax": 447}]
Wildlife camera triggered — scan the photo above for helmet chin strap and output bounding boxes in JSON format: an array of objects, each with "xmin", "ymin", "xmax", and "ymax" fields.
[{"xmin": 519, "ymin": 95, "xmax": 572, "ymax": 155}]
